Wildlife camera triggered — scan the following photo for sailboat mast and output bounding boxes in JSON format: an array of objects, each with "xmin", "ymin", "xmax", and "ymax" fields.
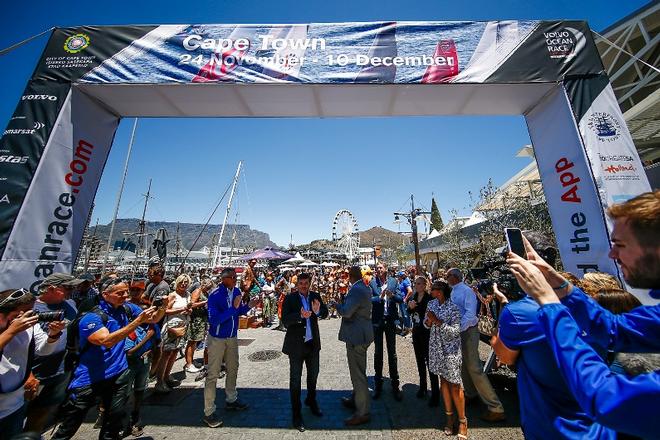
[
  {"xmin": 102, "ymin": 118, "xmax": 139, "ymax": 274},
  {"xmin": 212, "ymin": 161, "xmax": 242, "ymax": 268}
]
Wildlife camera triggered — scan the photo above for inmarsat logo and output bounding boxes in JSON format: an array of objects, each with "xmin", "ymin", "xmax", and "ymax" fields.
[
  {"xmin": 544, "ymin": 27, "xmax": 585, "ymax": 62},
  {"xmin": 64, "ymin": 33, "xmax": 90, "ymax": 54},
  {"xmin": 587, "ymin": 112, "xmax": 622, "ymax": 142}
]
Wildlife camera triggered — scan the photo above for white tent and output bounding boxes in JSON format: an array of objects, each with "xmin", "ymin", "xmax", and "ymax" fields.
[
  {"xmin": 300, "ymin": 261, "xmax": 318, "ymax": 267},
  {"xmin": 321, "ymin": 262, "xmax": 339, "ymax": 267},
  {"xmin": 283, "ymin": 252, "xmax": 306, "ymax": 265}
]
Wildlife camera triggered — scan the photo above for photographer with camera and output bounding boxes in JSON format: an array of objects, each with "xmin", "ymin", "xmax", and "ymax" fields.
[
  {"xmin": 51, "ymin": 278, "xmax": 163, "ymax": 440},
  {"xmin": 0, "ymin": 288, "xmax": 65, "ymax": 438},
  {"xmin": 24, "ymin": 274, "xmax": 79, "ymax": 434}
]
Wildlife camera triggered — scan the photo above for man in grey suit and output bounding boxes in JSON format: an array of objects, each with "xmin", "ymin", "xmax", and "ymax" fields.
[{"xmin": 336, "ymin": 266, "xmax": 374, "ymax": 426}]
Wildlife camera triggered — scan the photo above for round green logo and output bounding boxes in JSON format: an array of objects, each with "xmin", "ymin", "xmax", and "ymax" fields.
[{"xmin": 64, "ymin": 34, "xmax": 90, "ymax": 54}]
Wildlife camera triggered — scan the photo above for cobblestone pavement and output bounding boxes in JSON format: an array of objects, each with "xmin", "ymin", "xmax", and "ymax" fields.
[{"xmin": 66, "ymin": 318, "xmax": 523, "ymax": 440}]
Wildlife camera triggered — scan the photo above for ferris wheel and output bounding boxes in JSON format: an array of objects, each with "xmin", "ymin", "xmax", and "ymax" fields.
[{"xmin": 332, "ymin": 209, "xmax": 360, "ymax": 260}]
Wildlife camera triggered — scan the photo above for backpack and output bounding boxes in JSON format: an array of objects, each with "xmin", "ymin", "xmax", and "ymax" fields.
[{"xmin": 64, "ymin": 303, "xmax": 133, "ymax": 373}]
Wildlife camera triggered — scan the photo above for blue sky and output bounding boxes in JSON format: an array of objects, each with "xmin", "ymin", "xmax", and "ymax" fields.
[{"xmin": 0, "ymin": 0, "xmax": 649, "ymax": 246}]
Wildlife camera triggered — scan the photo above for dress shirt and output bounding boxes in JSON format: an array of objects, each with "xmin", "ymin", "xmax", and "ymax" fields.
[
  {"xmin": 450, "ymin": 281, "xmax": 478, "ymax": 332},
  {"xmin": 300, "ymin": 293, "xmax": 312, "ymax": 342}
]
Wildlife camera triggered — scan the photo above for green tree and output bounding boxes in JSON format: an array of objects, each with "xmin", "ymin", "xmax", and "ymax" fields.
[{"xmin": 430, "ymin": 197, "xmax": 444, "ymax": 232}]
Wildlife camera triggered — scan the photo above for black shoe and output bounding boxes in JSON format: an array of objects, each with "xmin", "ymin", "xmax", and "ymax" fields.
[
  {"xmin": 203, "ymin": 413, "xmax": 223, "ymax": 428},
  {"xmin": 225, "ymin": 399, "xmax": 249, "ymax": 411},
  {"xmin": 341, "ymin": 396, "xmax": 356, "ymax": 409},
  {"xmin": 416, "ymin": 388, "xmax": 427, "ymax": 399},
  {"xmin": 293, "ymin": 416, "xmax": 305, "ymax": 432},
  {"xmin": 392, "ymin": 388, "xmax": 403, "ymax": 402},
  {"xmin": 305, "ymin": 399, "xmax": 323, "ymax": 417}
]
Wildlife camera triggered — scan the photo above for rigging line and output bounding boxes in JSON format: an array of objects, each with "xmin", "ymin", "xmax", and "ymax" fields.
[
  {"xmin": 0, "ymin": 27, "xmax": 55, "ymax": 56},
  {"xmin": 241, "ymin": 165, "xmax": 252, "ymax": 215},
  {"xmin": 177, "ymin": 180, "xmax": 234, "ymax": 271},
  {"xmin": 591, "ymin": 30, "xmax": 660, "ymax": 74}
]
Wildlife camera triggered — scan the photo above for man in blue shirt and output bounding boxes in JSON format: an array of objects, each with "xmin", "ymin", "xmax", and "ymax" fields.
[
  {"xmin": 203, "ymin": 267, "xmax": 257, "ymax": 428},
  {"xmin": 52, "ymin": 278, "xmax": 162, "ymax": 440},
  {"xmin": 370, "ymin": 263, "xmax": 403, "ymax": 401},
  {"xmin": 396, "ymin": 271, "xmax": 412, "ymax": 335},
  {"xmin": 506, "ymin": 190, "xmax": 659, "ymax": 439},
  {"xmin": 447, "ymin": 268, "xmax": 505, "ymax": 422}
]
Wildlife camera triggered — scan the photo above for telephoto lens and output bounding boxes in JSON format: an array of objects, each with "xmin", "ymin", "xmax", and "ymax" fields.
[{"xmin": 36, "ymin": 310, "xmax": 65, "ymax": 323}]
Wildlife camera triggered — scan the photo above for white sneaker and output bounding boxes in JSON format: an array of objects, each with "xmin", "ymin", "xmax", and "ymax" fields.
[{"xmin": 185, "ymin": 364, "xmax": 202, "ymax": 373}]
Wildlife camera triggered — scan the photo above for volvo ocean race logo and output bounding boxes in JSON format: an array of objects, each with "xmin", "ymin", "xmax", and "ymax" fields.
[
  {"xmin": 587, "ymin": 112, "xmax": 622, "ymax": 142},
  {"xmin": 64, "ymin": 33, "xmax": 90, "ymax": 54},
  {"xmin": 544, "ymin": 27, "xmax": 585, "ymax": 62}
]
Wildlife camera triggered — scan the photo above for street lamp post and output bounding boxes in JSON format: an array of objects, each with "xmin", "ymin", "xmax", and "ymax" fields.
[{"xmin": 394, "ymin": 194, "xmax": 431, "ymax": 274}]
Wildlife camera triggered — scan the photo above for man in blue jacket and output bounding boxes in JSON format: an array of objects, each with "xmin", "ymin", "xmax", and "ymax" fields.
[
  {"xmin": 203, "ymin": 267, "xmax": 257, "ymax": 428},
  {"xmin": 506, "ymin": 190, "xmax": 659, "ymax": 439}
]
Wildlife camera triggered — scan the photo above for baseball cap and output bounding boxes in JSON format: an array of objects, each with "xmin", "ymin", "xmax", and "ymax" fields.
[
  {"xmin": 396, "ymin": 271, "xmax": 406, "ymax": 277},
  {"xmin": 40, "ymin": 273, "xmax": 76, "ymax": 290},
  {"xmin": 360, "ymin": 265, "xmax": 373, "ymax": 276}
]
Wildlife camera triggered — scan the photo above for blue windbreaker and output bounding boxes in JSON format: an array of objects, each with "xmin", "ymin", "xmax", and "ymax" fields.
[{"xmin": 207, "ymin": 284, "xmax": 250, "ymax": 339}]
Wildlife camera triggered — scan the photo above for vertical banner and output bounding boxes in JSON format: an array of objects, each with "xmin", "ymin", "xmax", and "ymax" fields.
[
  {"xmin": 0, "ymin": 81, "xmax": 71, "ymax": 255},
  {"xmin": 0, "ymin": 89, "xmax": 119, "ymax": 292},
  {"xmin": 566, "ymin": 76, "xmax": 654, "ymax": 303},
  {"xmin": 526, "ymin": 85, "xmax": 619, "ymax": 281}
]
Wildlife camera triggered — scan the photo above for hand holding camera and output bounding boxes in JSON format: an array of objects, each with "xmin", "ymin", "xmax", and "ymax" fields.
[
  {"xmin": 137, "ymin": 306, "xmax": 159, "ymax": 323},
  {"xmin": 6, "ymin": 311, "xmax": 39, "ymax": 336}
]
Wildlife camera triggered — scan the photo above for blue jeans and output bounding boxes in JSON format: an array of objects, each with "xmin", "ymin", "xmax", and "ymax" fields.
[{"xmin": 398, "ymin": 302, "xmax": 411, "ymax": 329}]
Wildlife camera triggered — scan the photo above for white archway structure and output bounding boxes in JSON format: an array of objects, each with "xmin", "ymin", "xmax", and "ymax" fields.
[{"xmin": 0, "ymin": 21, "xmax": 652, "ymax": 301}]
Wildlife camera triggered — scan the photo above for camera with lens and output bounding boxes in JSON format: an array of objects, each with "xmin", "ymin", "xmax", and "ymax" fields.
[
  {"xmin": 36, "ymin": 310, "xmax": 65, "ymax": 323},
  {"xmin": 469, "ymin": 255, "xmax": 524, "ymax": 301},
  {"xmin": 152, "ymin": 296, "xmax": 168, "ymax": 308}
]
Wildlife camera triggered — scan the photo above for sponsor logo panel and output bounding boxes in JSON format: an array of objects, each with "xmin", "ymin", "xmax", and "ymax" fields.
[
  {"xmin": 587, "ymin": 112, "xmax": 622, "ymax": 142},
  {"xmin": 64, "ymin": 33, "xmax": 90, "ymax": 54},
  {"xmin": 544, "ymin": 27, "xmax": 584, "ymax": 61}
]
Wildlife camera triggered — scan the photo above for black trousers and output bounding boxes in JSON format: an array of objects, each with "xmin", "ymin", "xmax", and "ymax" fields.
[
  {"xmin": 373, "ymin": 321, "xmax": 399, "ymax": 389},
  {"xmin": 52, "ymin": 369, "xmax": 132, "ymax": 440},
  {"xmin": 288, "ymin": 342, "xmax": 320, "ymax": 419},
  {"xmin": 412, "ymin": 329, "xmax": 439, "ymax": 398}
]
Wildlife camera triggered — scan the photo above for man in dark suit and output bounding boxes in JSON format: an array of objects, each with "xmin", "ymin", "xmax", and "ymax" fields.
[
  {"xmin": 369, "ymin": 263, "xmax": 403, "ymax": 401},
  {"xmin": 281, "ymin": 273, "xmax": 328, "ymax": 432},
  {"xmin": 337, "ymin": 266, "xmax": 374, "ymax": 426}
]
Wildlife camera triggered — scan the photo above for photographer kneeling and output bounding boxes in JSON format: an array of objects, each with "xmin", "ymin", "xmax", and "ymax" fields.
[
  {"xmin": 0, "ymin": 288, "xmax": 65, "ymax": 438},
  {"xmin": 51, "ymin": 278, "xmax": 163, "ymax": 440}
]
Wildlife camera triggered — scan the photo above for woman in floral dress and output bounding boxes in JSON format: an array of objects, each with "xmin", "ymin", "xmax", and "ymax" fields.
[{"xmin": 425, "ymin": 280, "xmax": 467, "ymax": 439}]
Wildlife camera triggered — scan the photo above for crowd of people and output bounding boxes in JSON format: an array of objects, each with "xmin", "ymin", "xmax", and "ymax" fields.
[{"xmin": 0, "ymin": 190, "xmax": 658, "ymax": 440}]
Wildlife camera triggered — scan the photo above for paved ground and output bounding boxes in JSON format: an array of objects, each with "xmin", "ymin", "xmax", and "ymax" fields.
[{"xmin": 66, "ymin": 318, "xmax": 523, "ymax": 440}]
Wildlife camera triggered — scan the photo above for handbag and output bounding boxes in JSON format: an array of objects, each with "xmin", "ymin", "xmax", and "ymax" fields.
[
  {"xmin": 477, "ymin": 300, "xmax": 497, "ymax": 337},
  {"xmin": 167, "ymin": 325, "xmax": 186, "ymax": 338}
]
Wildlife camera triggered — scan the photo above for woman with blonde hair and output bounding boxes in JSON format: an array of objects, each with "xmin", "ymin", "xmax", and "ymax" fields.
[{"xmin": 154, "ymin": 274, "xmax": 191, "ymax": 393}]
